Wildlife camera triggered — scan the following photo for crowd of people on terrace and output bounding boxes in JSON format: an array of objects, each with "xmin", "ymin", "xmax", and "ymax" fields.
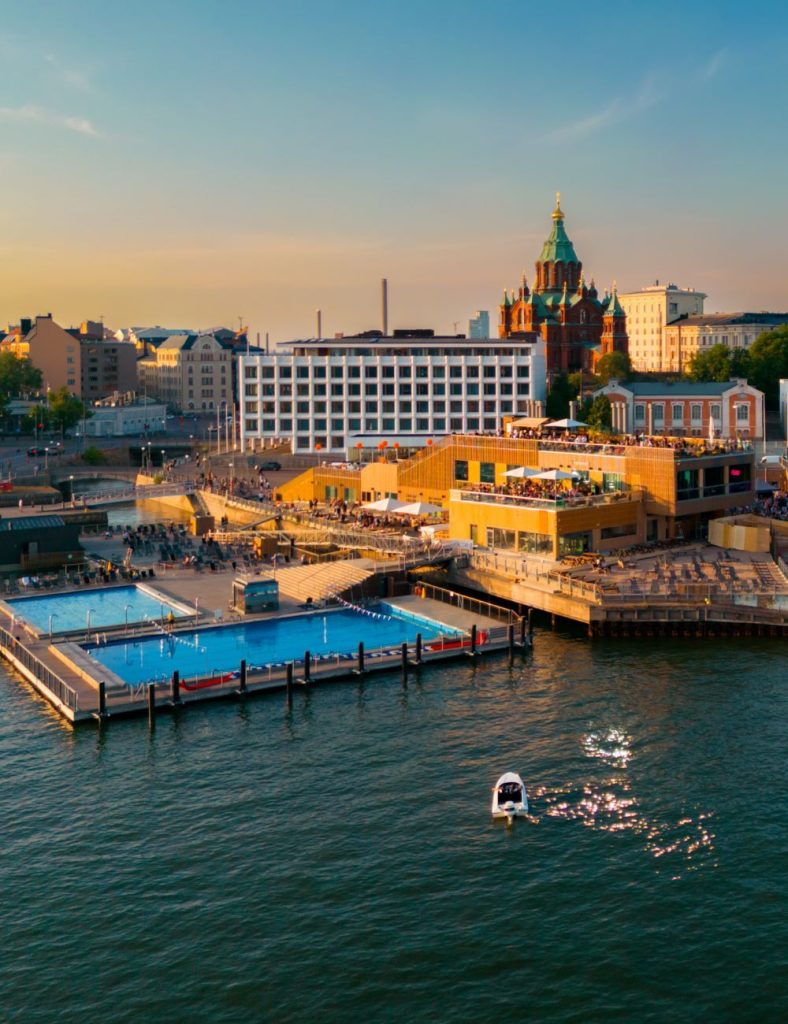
[
  {"xmin": 197, "ymin": 469, "xmax": 275, "ymax": 502},
  {"xmin": 507, "ymin": 426, "xmax": 754, "ymax": 457},
  {"xmin": 465, "ymin": 478, "xmax": 602, "ymax": 502},
  {"xmin": 749, "ymin": 491, "xmax": 788, "ymax": 521}
]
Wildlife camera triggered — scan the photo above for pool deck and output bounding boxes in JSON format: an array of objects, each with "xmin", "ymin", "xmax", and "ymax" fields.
[{"xmin": 0, "ymin": 580, "xmax": 522, "ymax": 725}]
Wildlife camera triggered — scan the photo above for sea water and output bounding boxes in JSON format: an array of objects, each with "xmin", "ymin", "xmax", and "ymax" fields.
[{"xmin": 1, "ymin": 628, "xmax": 786, "ymax": 1022}]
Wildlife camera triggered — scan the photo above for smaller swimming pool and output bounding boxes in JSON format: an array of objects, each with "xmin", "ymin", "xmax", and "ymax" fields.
[{"xmin": 7, "ymin": 584, "xmax": 190, "ymax": 634}]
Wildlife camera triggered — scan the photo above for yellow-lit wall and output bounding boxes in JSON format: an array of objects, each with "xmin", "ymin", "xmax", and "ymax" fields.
[{"xmin": 449, "ymin": 494, "xmax": 645, "ymax": 557}]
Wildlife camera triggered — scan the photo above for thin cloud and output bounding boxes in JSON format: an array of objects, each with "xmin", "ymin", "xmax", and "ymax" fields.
[
  {"xmin": 0, "ymin": 104, "xmax": 103, "ymax": 137},
  {"xmin": 700, "ymin": 47, "xmax": 728, "ymax": 82},
  {"xmin": 546, "ymin": 73, "xmax": 661, "ymax": 144}
]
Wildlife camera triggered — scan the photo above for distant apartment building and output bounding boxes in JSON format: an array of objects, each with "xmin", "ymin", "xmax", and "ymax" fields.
[
  {"xmin": 663, "ymin": 312, "xmax": 788, "ymax": 373},
  {"xmin": 468, "ymin": 311, "xmax": 490, "ymax": 338},
  {"xmin": 618, "ymin": 283, "xmax": 706, "ymax": 371},
  {"xmin": 238, "ymin": 329, "xmax": 547, "ymax": 456},
  {"xmin": 138, "ymin": 333, "xmax": 233, "ymax": 411},
  {"xmin": 1, "ymin": 315, "xmax": 80, "ymax": 393},
  {"xmin": 595, "ymin": 379, "xmax": 765, "ymax": 441},
  {"xmin": 1, "ymin": 315, "xmax": 137, "ymax": 398}
]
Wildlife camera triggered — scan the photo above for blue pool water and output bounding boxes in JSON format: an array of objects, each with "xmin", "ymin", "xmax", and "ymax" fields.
[
  {"xmin": 86, "ymin": 606, "xmax": 460, "ymax": 685},
  {"xmin": 8, "ymin": 585, "xmax": 189, "ymax": 633}
]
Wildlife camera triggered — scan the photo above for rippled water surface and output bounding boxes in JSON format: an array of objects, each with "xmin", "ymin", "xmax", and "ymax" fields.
[{"xmin": 1, "ymin": 630, "xmax": 786, "ymax": 1023}]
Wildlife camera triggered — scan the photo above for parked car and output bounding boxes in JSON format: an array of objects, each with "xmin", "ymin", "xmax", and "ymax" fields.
[
  {"xmin": 259, "ymin": 461, "xmax": 281, "ymax": 471},
  {"xmin": 27, "ymin": 446, "xmax": 46, "ymax": 456}
]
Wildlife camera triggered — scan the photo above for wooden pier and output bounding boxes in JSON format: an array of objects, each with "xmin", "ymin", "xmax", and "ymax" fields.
[{"xmin": 0, "ymin": 589, "xmax": 524, "ymax": 726}]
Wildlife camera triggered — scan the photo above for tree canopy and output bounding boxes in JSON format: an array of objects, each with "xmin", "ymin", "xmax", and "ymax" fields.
[
  {"xmin": 595, "ymin": 351, "xmax": 631, "ymax": 385},
  {"xmin": 0, "ymin": 352, "xmax": 42, "ymax": 401},
  {"xmin": 746, "ymin": 326, "xmax": 788, "ymax": 408},
  {"xmin": 546, "ymin": 374, "xmax": 579, "ymax": 419},
  {"xmin": 579, "ymin": 394, "xmax": 612, "ymax": 431},
  {"xmin": 686, "ymin": 344, "xmax": 740, "ymax": 383}
]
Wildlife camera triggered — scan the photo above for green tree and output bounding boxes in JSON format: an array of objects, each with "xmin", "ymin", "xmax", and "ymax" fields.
[
  {"xmin": 595, "ymin": 350, "xmax": 631, "ymax": 385},
  {"xmin": 82, "ymin": 445, "xmax": 107, "ymax": 465},
  {"xmin": 687, "ymin": 344, "xmax": 733, "ymax": 382},
  {"xmin": 546, "ymin": 374, "xmax": 579, "ymax": 419},
  {"xmin": 728, "ymin": 348, "xmax": 751, "ymax": 378},
  {"xmin": 578, "ymin": 394, "xmax": 613, "ymax": 431},
  {"xmin": 48, "ymin": 387, "xmax": 90, "ymax": 434},
  {"xmin": 746, "ymin": 326, "xmax": 788, "ymax": 408},
  {"xmin": 0, "ymin": 352, "xmax": 42, "ymax": 399}
]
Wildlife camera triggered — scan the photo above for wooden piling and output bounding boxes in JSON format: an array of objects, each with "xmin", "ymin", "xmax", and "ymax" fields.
[
  {"xmin": 519, "ymin": 615, "xmax": 527, "ymax": 647},
  {"xmin": 401, "ymin": 642, "xmax": 408, "ymax": 686},
  {"xmin": 508, "ymin": 623, "xmax": 515, "ymax": 660},
  {"xmin": 354, "ymin": 641, "xmax": 365, "ymax": 676},
  {"xmin": 302, "ymin": 650, "xmax": 311, "ymax": 685},
  {"xmin": 238, "ymin": 659, "xmax": 247, "ymax": 695},
  {"xmin": 414, "ymin": 633, "xmax": 422, "ymax": 665},
  {"xmin": 286, "ymin": 662, "xmax": 293, "ymax": 707},
  {"xmin": 147, "ymin": 683, "xmax": 155, "ymax": 727},
  {"xmin": 171, "ymin": 670, "xmax": 182, "ymax": 706},
  {"xmin": 468, "ymin": 623, "xmax": 477, "ymax": 657}
]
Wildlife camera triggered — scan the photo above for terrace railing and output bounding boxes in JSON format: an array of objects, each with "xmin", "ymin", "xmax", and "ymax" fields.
[
  {"xmin": 0, "ymin": 625, "xmax": 80, "ymax": 711},
  {"xmin": 415, "ymin": 581, "xmax": 521, "ymax": 626},
  {"xmin": 453, "ymin": 489, "xmax": 637, "ymax": 511}
]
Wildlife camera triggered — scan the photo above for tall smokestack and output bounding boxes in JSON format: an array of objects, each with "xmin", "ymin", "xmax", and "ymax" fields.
[
  {"xmin": 381, "ymin": 278, "xmax": 388, "ymax": 336},
  {"xmin": 316, "ymin": 309, "xmax": 322, "ymax": 338}
]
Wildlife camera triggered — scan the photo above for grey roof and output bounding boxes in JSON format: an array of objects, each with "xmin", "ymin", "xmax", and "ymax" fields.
[
  {"xmin": 614, "ymin": 381, "xmax": 744, "ymax": 397},
  {"xmin": 0, "ymin": 515, "xmax": 66, "ymax": 531},
  {"xmin": 672, "ymin": 313, "xmax": 788, "ymax": 328},
  {"xmin": 157, "ymin": 333, "xmax": 233, "ymax": 351}
]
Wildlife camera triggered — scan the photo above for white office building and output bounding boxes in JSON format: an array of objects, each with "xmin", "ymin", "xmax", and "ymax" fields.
[
  {"xmin": 618, "ymin": 282, "xmax": 706, "ymax": 371},
  {"xmin": 468, "ymin": 311, "xmax": 490, "ymax": 338},
  {"xmin": 239, "ymin": 331, "xmax": 546, "ymax": 456}
]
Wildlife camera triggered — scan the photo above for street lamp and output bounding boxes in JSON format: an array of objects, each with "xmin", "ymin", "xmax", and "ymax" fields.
[
  {"xmin": 68, "ymin": 474, "xmax": 75, "ymax": 506},
  {"xmin": 229, "ymin": 461, "xmax": 234, "ymax": 496},
  {"xmin": 48, "ymin": 612, "xmax": 57, "ymax": 638}
]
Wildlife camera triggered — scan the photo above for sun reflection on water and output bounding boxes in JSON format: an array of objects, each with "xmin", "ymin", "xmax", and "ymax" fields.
[{"xmin": 525, "ymin": 726, "xmax": 717, "ymax": 876}]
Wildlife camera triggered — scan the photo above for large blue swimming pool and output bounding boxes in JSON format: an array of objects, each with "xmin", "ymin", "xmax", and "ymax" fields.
[
  {"xmin": 8, "ymin": 585, "xmax": 189, "ymax": 633},
  {"xmin": 85, "ymin": 606, "xmax": 461, "ymax": 685}
]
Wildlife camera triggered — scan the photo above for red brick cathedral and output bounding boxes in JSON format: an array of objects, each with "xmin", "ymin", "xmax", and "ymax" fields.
[{"xmin": 499, "ymin": 195, "xmax": 628, "ymax": 374}]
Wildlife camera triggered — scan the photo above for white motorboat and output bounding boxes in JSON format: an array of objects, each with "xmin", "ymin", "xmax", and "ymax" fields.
[{"xmin": 491, "ymin": 772, "xmax": 529, "ymax": 823}]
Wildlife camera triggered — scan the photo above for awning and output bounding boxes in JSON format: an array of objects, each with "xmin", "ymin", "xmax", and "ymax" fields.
[{"xmin": 509, "ymin": 416, "xmax": 551, "ymax": 429}]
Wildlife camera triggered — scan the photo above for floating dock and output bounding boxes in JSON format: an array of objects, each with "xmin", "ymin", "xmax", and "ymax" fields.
[{"xmin": 0, "ymin": 585, "xmax": 526, "ymax": 725}]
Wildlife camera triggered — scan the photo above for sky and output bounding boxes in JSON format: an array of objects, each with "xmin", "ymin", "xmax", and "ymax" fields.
[{"xmin": 0, "ymin": 0, "xmax": 786, "ymax": 340}]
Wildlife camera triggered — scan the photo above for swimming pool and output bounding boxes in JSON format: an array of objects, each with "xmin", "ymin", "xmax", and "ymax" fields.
[
  {"xmin": 7, "ymin": 585, "xmax": 191, "ymax": 634},
  {"xmin": 85, "ymin": 606, "xmax": 462, "ymax": 685}
]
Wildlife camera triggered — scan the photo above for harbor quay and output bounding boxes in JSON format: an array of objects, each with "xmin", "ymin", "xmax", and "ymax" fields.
[
  {"xmin": 0, "ymin": 557, "xmax": 525, "ymax": 725},
  {"xmin": 0, "ymin": 428, "xmax": 785, "ymax": 724}
]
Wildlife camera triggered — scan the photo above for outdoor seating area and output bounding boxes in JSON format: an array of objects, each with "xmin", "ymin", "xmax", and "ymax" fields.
[{"xmin": 558, "ymin": 545, "xmax": 788, "ymax": 599}]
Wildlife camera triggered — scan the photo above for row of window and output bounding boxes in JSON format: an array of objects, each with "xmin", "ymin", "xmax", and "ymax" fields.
[
  {"xmin": 632, "ymin": 402, "xmax": 749, "ymax": 424},
  {"xmin": 244, "ymin": 382, "xmax": 529, "ymax": 400},
  {"xmin": 244, "ymin": 363, "xmax": 529, "ymax": 380}
]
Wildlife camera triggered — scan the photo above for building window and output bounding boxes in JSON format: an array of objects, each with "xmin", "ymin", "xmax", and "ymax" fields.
[
  {"xmin": 652, "ymin": 403, "xmax": 664, "ymax": 424},
  {"xmin": 690, "ymin": 404, "xmax": 702, "ymax": 421},
  {"xmin": 672, "ymin": 403, "xmax": 684, "ymax": 424},
  {"xmin": 486, "ymin": 527, "xmax": 516, "ymax": 550},
  {"xmin": 479, "ymin": 461, "xmax": 495, "ymax": 484},
  {"xmin": 454, "ymin": 459, "xmax": 469, "ymax": 481},
  {"xmin": 736, "ymin": 404, "xmax": 750, "ymax": 422}
]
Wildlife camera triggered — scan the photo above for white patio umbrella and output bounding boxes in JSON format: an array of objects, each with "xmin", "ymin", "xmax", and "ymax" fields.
[
  {"xmin": 530, "ymin": 469, "xmax": 575, "ymax": 481},
  {"xmin": 396, "ymin": 501, "xmax": 444, "ymax": 516},
  {"xmin": 546, "ymin": 417, "xmax": 588, "ymax": 430},
  {"xmin": 530, "ymin": 468, "xmax": 575, "ymax": 498},
  {"xmin": 503, "ymin": 466, "xmax": 539, "ymax": 479},
  {"xmin": 362, "ymin": 497, "xmax": 407, "ymax": 513}
]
